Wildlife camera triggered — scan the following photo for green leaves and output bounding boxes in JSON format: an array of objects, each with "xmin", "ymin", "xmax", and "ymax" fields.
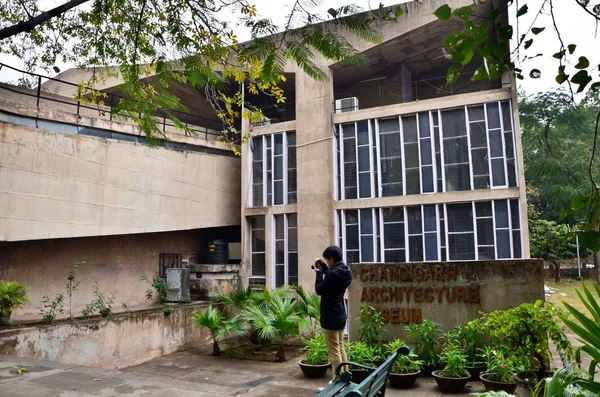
[
  {"xmin": 531, "ymin": 27, "xmax": 545, "ymax": 35},
  {"xmin": 517, "ymin": 4, "xmax": 529, "ymax": 17},
  {"xmin": 394, "ymin": 6, "xmax": 404, "ymax": 17},
  {"xmin": 572, "ymin": 70, "xmax": 593, "ymax": 93},
  {"xmin": 446, "ymin": 65, "xmax": 461, "ymax": 84},
  {"xmin": 434, "ymin": 5, "xmax": 452, "ymax": 21},
  {"xmin": 575, "ymin": 56, "xmax": 590, "ymax": 69}
]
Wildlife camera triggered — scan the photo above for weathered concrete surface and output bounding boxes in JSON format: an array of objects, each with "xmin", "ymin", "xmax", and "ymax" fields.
[
  {"xmin": 0, "ymin": 303, "xmax": 212, "ymax": 369},
  {"xmin": 0, "ymin": 226, "xmax": 239, "ymax": 319},
  {"xmin": 348, "ymin": 260, "xmax": 544, "ymax": 341},
  {"xmin": 0, "ymin": 346, "xmax": 488, "ymax": 396},
  {"xmin": 189, "ymin": 264, "xmax": 241, "ymax": 300}
]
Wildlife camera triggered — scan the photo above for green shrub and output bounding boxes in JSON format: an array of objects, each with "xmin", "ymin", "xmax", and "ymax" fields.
[
  {"xmin": 0, "ymin": 280, "xmax": 30, "ymax": 325},
  {"xmin": 303, "ymin": 334, "xmax": 329, "ymax": 365}
]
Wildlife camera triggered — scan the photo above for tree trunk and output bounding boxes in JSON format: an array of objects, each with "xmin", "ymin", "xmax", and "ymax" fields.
[
  {"xmin": 552, "ymin": 260, "xmax": 560, "ymax": 282},
  {"xmin": 212, "ymin": 340, "xmax": 221, "ymax": 356},
  {"xmin": 595, "ymin": 251, "xmax": 600, "ymax": 284}
]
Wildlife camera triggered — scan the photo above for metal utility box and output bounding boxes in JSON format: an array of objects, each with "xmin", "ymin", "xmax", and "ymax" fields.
[{"xmin": 166, "ymin": 268, "xmax": 190, "ymax": 302}]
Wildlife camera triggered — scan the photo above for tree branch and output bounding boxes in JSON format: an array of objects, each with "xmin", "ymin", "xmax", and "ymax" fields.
[{"xmin": 0, "ymin": 0, "xmax": 90, "ymax": 41}]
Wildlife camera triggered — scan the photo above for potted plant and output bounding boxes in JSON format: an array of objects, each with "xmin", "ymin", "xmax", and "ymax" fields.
[
  {"xmin": 432, "ymin": 332, "xmax": 471, "ymax": 392},
  {"xmin": 484, "ymin": 300, "xmax": 573, "ymax": 394},
  {"xmin": 479, "ymin": 347, "xmax": 518, "ymax": 394},
  {"xmin": 346, "ymin": 341, "xmax": 372, "ymax": 383},
  {"xmin": 298, "ymin": 333, "xmax": 331, "ymax": 378},
  {"xmin": 0, "ymin": 280, "xmax": 30, "ymax": 325},
  {"xmin": 461, "ymin": 319, "xmax": 487, "ymax": 379},
  {"xmin": 406, "ymin": 319, "xmax": 442, "ymax": 375},
  {"xmin": 357, "ymin": 304, "xmax": 386, "ymax": 348},
  {"xmin": 384, "ymin": 339, "xmax": 422, "ymax": 389}
]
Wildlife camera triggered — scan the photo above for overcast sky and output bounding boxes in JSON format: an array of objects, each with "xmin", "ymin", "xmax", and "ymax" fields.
[{"xmin": 1, "ymin": 0, "xmax": 599, "ymax": 97}]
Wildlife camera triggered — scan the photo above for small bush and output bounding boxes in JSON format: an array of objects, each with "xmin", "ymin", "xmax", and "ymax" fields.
[
  {"xmin": 39, "ymin": 294, "xmax": 65, "ymax": 324},
  {"xmin": 0, "ymin": 280, "xmax": 30, "ymax": 325},
  {"xmin": 82, "ymin": 284, "xmax": 116, "ymax": 318}
]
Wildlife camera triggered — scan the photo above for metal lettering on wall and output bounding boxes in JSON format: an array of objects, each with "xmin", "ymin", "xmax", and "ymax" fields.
[{"xmin": 357, "ymin": 264, "xmax": 480, "ymax": 325}]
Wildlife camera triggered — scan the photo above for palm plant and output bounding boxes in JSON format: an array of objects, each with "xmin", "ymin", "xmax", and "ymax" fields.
[
  {"xmin": 558, "ymin": 282, "xmax": 600, "ymax": 395},
  {"xmin": 0, "ymin": 280, "xmax": 30, "ymax": 325},
  {"xmin": 192, "ymin": 305, "xmax": 243, "ymax": 356},
  {"xmin": 291, "ymin": 284, "xmax": 321, "ymax": 337},
  {"xmin": 241, "ymin": 294, "xmax": 301, "ymax": 362}
]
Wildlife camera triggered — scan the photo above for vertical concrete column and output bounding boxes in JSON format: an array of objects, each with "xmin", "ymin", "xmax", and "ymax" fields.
[
  {"xmin": 509, "ymin": 72, "xmax": 531, "ymax": 258},
  {"xmin": 295, "ymin": 70, "xmax": 336, "ymax": 292},
  {"xmin": 240, "ymin": 117, "xmax": 252, "ymax": 287}
]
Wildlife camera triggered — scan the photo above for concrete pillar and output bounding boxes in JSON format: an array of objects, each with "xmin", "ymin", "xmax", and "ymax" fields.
[{"xmin": 295, "ymin": 71, "xmax": 336, "ymax": 292}]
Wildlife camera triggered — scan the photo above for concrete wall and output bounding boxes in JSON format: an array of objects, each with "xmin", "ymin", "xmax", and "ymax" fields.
[
  {"xmin": 347, "ymin": 260, "xmax": 544, "ymax": 341},
  {"xmin": 0, "ymin": 227, "xmax": 239, "ymax": 319},
  {"xmin": 0, "ymin": 303, "xmax": 212, "ymax": 369},
  {"xmin": 0, "ymin": 108, "xmax": 241, "ymax": 242}
]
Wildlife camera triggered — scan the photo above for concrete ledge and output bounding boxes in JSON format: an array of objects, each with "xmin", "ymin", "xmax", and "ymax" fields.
[
  {"xmin": 0, "ymin": 302, "xmax": 212, "ymax": 369},
  {"xmin": 191, "ymin": 264, "xmax": 241, "ymax": 273}
]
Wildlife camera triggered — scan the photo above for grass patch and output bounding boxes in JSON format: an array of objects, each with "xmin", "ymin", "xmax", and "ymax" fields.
[{"xmin": 546, "ymin": 280, "xmax": 596, "ymax": 316}]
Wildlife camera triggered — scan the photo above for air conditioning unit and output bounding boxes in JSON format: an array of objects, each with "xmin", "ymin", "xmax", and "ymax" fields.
[
  {"xmin": 335, "ymin": 97, "xmax": 359, "ymax": 113},
  {"xmin": 166, "ymin": 268, "xmax": 190, "ymax": 302},
  {"xmin": 259, "ymin": 115, "xmax": 271, "ymax": 125}
]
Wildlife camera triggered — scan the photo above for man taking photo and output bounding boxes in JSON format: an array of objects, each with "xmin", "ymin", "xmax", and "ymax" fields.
[{"xmin": 313, "ymin": 245, "xmax": 352, "ymax": 382}]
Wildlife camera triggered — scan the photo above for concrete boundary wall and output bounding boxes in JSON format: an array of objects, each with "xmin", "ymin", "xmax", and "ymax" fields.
[
  {"xmin": 0, "ymin": 303, "xmax": 212, "ymax": 369},
  {"xmin": 347, "ymin": 260, "xmax": 544, "ymax": 341}
]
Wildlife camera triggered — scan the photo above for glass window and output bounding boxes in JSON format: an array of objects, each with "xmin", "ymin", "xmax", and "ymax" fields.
[
  {"xmin": 287, "ymin": 133, "xmax": 297, "ymax": 204},
  {"xmin": 343, "ymin": 124, "xmax": 358, "ymax": 199},
  {"xmin": 403, "ymin": 116, "xmax": 421, "ymax": 195},
  {"xmin": 252, "ymin": 137, "xmax": 263, "ymax": 207},
  {"xmin": 446, "ymin": 203, "xmax": 475, "ymax": 260},
  {"xmin": 250, "ymin": 216, "xmax": 266, "ymax": 277},
  {"xmin": 379, "ymin": 118, "xmax": 403, "ymax": 197}
]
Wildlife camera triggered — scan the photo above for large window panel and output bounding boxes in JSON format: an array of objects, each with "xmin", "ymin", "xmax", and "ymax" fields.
[
  {"xmin": 342, "ymin": 124, "xmax": 358, "ymax": 199},
  {"xmin": 382, "ymin": 207, "xmax": 406, "ymax": 262},
  {"xmin": 419, "ymin": 112, "xmax": 435, "ymax": 193},
  {"xmin": 475, "ymin": 201, "xmax": 495, "ymax": 259},
  {"xmin": 407, "ymin": 206, "xmax": 423, "ymax": 261},
  {"xmin": 287, "ymin": 133, "xmax": 297, "ymax": 204},
  {"xmin": 251, "ymin": 132, "xmax": 296, "ymax": 207},
  {"xmin": 339, "ymin": 200, "xmax": 522, "ymax": 264},
  {"xmin": 502, "ymin": 101, "xmax": 518, "ymax": 187},
  {"xmin": 442, "ymin": 109, "xmax": 471, "ymax": 192},
  {"xmin": 250, "ymin": 216, "xmax": 266, "ymax": 277},
  {"xmin": 468, "ymin": 105, "xmax": 490, "ymax": 190},
  {"xmin": 446, "ymin": 203, "xmax": 475, "ymax": 260},
  {"xmin": 357, "ymin": 121, "xmax": 373, "ymax": 198},
  {"xmin": 252, "ymin": 138, "xmax": 263, "ymax": 206},
  {"xmin": 403, "ymin": 116, "xmax": 421, "ymax": 195},
  {"xmin": 487, "ymin": 103, "xmax": 507, "ymax": 187},
  {"xmin": 423, "ymin": 205, "xmax": 438, "ymax": 261},
  {"xmin": 494, "ymin": 199, "xmax": 511, "ymax": 258},
  {"xmin": 360, "ymin": 209, "xmax": 376, "ymax": 262},
  {"xmin": 379, "ymin": 118, "xmax": 403, "ymax": 197},
  {"xmin": 510, "ymin": 199, "xmax": 522, "ymax": 258}
]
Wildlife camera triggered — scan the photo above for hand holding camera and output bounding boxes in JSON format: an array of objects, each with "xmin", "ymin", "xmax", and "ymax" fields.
[{"xmin": 311, "ymin": 258, "xmax": 328, "ymax": 273}]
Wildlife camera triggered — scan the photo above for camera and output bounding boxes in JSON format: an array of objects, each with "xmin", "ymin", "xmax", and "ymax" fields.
[{"xmin": 311, "ymin": 259, "xmax": 327, "ymax": 272}]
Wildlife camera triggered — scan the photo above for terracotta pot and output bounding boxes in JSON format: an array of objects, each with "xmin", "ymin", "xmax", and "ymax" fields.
[
  {"xmin": 388, "ymin": 371, "xmax": 420, "ymax": 388},
  {"xmin": 480, "ymin": 373, "xmax": 518, "ymax": 394},
  {"xmin": 350, "ymin": 369, "xmax": 370, "ymax": 383},
  {"xmin": 512, "ymin": 370, "xmax": 554, "ymax": 397},
  {"xmin": 431, "ymin": 370, "xmax": 470, "ymax": 392},
  {"xmin": 466, "ymin": 364, "xmax": 486, "ymax": 381},
  {"xmin": 420, "ymin": 364, "xmax": 437, "ymax": 376},
  {"xmin": 298, "ymin": 360, "xmax": 330, "ymax": 378}
]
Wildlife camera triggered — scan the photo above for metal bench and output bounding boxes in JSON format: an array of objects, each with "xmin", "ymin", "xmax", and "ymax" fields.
[{"xmin": 315, "ymin": 346, "xmax": 410, "ymax": 397}]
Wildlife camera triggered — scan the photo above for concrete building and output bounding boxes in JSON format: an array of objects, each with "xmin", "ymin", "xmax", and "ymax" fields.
[
  {"xmin": 240, "ymin": 0, "xmax": 529, "ymax": 295},
  {"xmin": 0, "ymin": 68, "xmax": 242, "ymax": 319},
  {"xmin": 1, "ymin": 0, "xmax": 529, "ymax": 320}
]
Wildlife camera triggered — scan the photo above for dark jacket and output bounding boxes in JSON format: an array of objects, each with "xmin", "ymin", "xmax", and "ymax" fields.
[{"xmin": 315, "ymin": 261, "xmax": 352, "ymax": 330}]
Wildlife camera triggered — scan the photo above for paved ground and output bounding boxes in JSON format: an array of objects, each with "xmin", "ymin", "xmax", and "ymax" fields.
[{"xmin": 0, "ymin": 345, "xmax": 488, "ymax": 396}]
